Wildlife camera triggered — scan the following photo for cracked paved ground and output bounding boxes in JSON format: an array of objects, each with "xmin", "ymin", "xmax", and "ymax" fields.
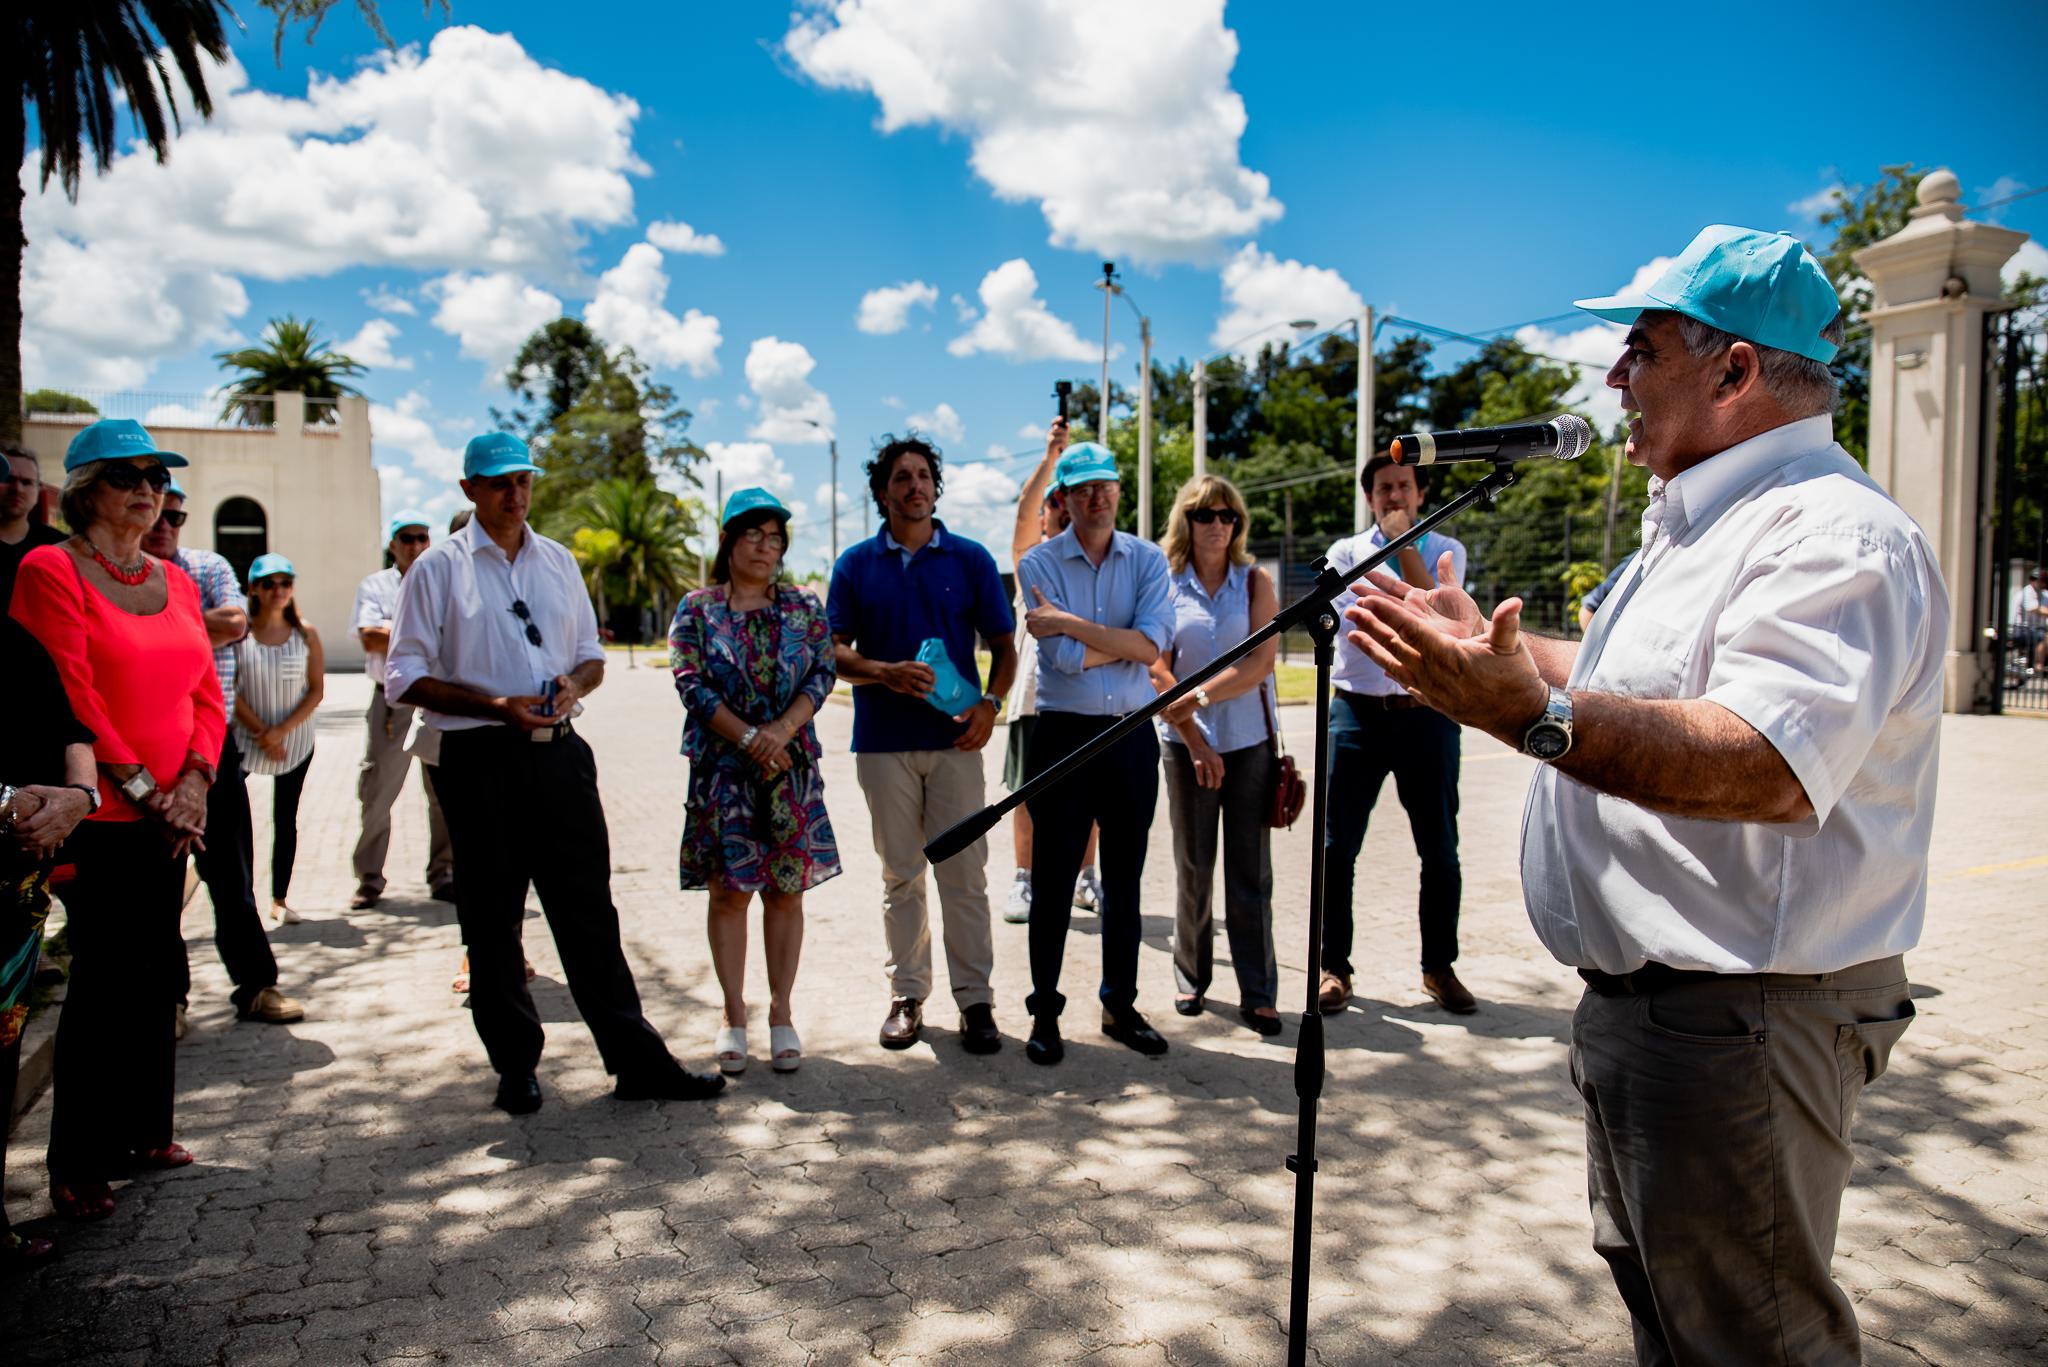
[{"xmin": 5, "ymin": 667, "xmax": 2044, "ymax": 1364}]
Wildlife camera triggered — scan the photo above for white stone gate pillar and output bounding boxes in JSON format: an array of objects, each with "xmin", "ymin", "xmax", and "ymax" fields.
[{"xmin": 1855, "ymin": 169, "xmax": 2028, "ymax": 711}]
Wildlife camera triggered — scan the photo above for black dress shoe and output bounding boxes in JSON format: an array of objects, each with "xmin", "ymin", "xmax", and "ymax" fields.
[
  {"xmin": 1174, "ymin": 995, "xmax": 1204, "ymax": 1017},
  {"xmin": 1101, "ymin": 1010, "xmax": 1169, "ymax": 1056},
  {"xmin": 959, "ymin": 1003, "xmax": 1002, "ymax": 1055},
  {"xmin": 1239, "ymin": 1006, "xmax": 1284, "ymax": 1037},
  {"xmin": 493, "ymin": 1074, "xmax": 542, "ymax": 1115},
  {"xmin": 431, "ymin": 882, "xmax": 459, "ymax": 904},
  {"xmin": 615, "ymin": 1064, "xmax": 726, "ymax": 1102},
  {"xmin": 1026, "ymin": 1015, "xmax": 1064, "ymax": 1066}
]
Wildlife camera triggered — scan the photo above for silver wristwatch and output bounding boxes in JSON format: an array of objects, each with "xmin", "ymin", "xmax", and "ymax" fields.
[
  {"xmin": 738, "ymin": 725, "xmax": 760, "ymax": 749},
  {"xmin": 1521, "ymin": 687, "xmax": 1574, "ymax": 762},
  {"xmin": 120, "ymin": 768, "xmax": 160, "ymax": 806},
  {"xmin": 981, "ymin": 692, "xmax": 1004, "ymax": 718}
]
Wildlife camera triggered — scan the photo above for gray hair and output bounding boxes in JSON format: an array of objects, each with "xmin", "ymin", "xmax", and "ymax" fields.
[{"xmin": 1670, "ymin": 310, "xmax": 1846, "ymax": 418}]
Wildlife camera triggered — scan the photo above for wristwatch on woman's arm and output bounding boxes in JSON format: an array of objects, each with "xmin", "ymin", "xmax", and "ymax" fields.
[
  {"xmin": 117, "ymin": 767, "xmax": 159, "ymax": 806},
  {"xmin": 70, "ymin": 783, "xmax": 103, "ymax": 815}
]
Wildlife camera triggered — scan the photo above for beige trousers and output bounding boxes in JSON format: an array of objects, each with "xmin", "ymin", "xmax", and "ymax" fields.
[{"xmin": 855, "ymin": 749, "xmax": 995, "ymax": 1008}]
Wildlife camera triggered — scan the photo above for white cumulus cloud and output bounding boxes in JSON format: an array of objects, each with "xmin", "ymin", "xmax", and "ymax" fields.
[
  {"xmin": 21, "ymin": 27, "xmax": 643, "ymax": 389},
  {"xmin": 645, "ymin": 219, "xmax": 725, "ymax": 256},
  {"xmin": 857, "ymin": 280, "xmax": 939, "ymax": 334},
  {"xmin": 784, "ymin": 0, "xmax": 1281, "ymax": 263},
  {"xmin": 1211, "ymin": 243, "xmax": 1364, "ymax": 355},
  {"xmin": 948, "ymin": 259, "xmax": 1099, "ymax": 362},
  {"xmin": 339, "ymin": 318, "xmax": 413, "ymax": 371},
  {"xmin": 908, "ymin": 401, "xmax": 964, "ymax": 443},
  {"xmin": 428, "ymin": 271, "xmax": 563, "ymax": 368},
  {"xmin": 362, "ymin": 285, "xmax": 417, "ymax": 316},
  {"xmin": 744, "ymin": 338, "xmax": 836, "ymax": 443},
  {"xmin": 584, "ymin": 243, "xmax": 722, "ymax": 376}
]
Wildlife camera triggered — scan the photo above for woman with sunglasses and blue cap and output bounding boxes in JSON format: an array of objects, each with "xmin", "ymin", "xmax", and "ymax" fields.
[
  {"xmin": 8, "ymin": 419, "xmax": 226, "ymax": 1220},
  {"xmin": 670, "ymin": 487, "xmax": 840, "ymax": 1074},
  {"xmin": 234, "ymin": 553, "xmax": 324, "ymax": 924}
]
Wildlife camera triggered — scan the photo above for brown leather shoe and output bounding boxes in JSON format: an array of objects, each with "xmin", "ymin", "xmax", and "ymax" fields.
[
  {"xmin": 1317, "ymin": 971, "xmax": 1351, "ymax": 1015},
  {"xmin": 879, "ymin": 997, "xmax": 923, "ymax": 1050},
  {"xmin": 1422, "ymin": 968, "xmax": 1477, "ymax": 1014},
  {"xmin": 240, "ymin": 986, "xmax": 306, "ymax": 1024}
]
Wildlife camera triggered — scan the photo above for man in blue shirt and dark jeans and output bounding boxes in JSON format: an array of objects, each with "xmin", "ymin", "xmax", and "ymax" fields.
[
  {"xmin": 1014, "ymin": 442, "xmax": 1176, "ymax": 1065},
  {"xmin": 829, "ymin": 435, "xmax": 1016, "ymax": 1055}
]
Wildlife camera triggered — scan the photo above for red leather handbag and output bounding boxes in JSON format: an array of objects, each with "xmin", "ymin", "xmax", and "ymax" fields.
[{"xmin": 1261, "ymin": 681, "xmax": 1305, "ymax": 829}]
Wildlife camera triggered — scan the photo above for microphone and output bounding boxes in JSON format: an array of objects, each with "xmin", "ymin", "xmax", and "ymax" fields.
[{"xmin": 1390, "ymin": 414, "xmax": 1593, "ymax": 466}]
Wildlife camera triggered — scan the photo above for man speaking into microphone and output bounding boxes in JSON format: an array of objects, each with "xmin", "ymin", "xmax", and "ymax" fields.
[{"xmin": 1347, "ymin": 225, "xmax": 1946, "ymax": 1365}]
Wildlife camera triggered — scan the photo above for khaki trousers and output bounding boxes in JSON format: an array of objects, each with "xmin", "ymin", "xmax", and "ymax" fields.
[
  {"xmin": 1571, "ymin": 954, "xmax": 1915, "ymax": 1366},
  {"xmin": 352, "ymin": 685, "xmax": 453, "ymax": 895},
  {"xmin": 855, "ymin": 749, "xmax": 994, "ymax": 1009}
]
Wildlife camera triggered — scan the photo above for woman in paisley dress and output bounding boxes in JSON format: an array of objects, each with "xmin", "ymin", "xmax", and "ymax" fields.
[{"xmin": 670, "ymin": 488, "xmax": 839, "ymax": 1077}]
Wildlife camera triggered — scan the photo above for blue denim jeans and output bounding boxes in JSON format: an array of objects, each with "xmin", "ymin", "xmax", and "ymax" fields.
[{"xmin": 1320, "ymin": 693, "xmax": 1461, "ymax": 977}]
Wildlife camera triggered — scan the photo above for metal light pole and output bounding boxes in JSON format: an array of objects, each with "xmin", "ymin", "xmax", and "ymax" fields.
[
  {"xmin": 1096, "ymin": 261, "xmax": 1117, "ymax": 441},
  {"xmin": 1137, "ymin": 314, "xmax": 1153, "ymax": 540},
  {"xmin": 1193, "ymin": 363, "xmax": 1209, "ymax": 480},
  {"xmin": 1354, "ymin": 308, "xmax": 1375, "ymax": 534},
  {"xmin": 800, "ymin": 417, "xmax": 840, "ymax": 569}
]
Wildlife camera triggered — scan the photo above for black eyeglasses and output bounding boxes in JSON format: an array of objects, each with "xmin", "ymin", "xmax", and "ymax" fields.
[
  {"xmin": 1187, "ymin": 507, "xmax": 1240, "ymax": 526},
  {"xmin": 394, "ymin": 531, "xmax": 430, "ymax": 546},
  {"xmin": 510, "ymin": 599, "xmax": 543, "ymax": 647},
  {"xmin": 156, "ymin": 508, "xmax": 188, "ymax": 529},
  {"xmin": 100, "ymin": 463, "xmax": 172, "ymax": 492}
]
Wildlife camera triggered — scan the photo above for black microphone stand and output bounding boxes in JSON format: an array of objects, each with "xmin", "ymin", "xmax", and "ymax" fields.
[{"xmin": 923, "ymin": 460, "xmax": 1521, "ymax": 1365}]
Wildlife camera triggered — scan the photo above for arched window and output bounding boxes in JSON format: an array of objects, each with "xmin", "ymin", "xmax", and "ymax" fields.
[{"xmin": 213, "ymin": 497, "xmax": 268, "ymax": 587}]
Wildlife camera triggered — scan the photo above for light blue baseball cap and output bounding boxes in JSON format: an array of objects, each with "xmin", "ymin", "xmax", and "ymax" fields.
[
  {"xmin": 248, "ymin": 552, "xmax": 296, "ymax": 582},
  {"xmin": 1575, "ymin": 225, "xmax": 1841, "ymax": 364},
  {"xmin": 385, "ymin": 509, "xmax": 430, "ymax": 544},
  {"xmin": 1052, "ymin": 441, "xmax": 1119, "ymax": 490},
  {"xmin": 165, "ymin": 478, "xmax": 188, "ymax": 499},
  {"xmin": 64, "ymin": 418, "xmax": 189, "ymax": 471},
  {"xmin": 462, "ymin": 432, "xmax": 544, "ymax": 479},
  {"xmin": 721, "ymin": 486, "xmax": 791, "ymax": 528}
]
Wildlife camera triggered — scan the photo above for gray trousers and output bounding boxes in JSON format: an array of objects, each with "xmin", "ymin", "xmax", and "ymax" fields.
[
  {"xmin": 1162, "ymin": 741, "xmax": 1279, "ymax": 1009},
  {"xmin": 352, "ymin": 685, "xmax": 453, "ymax": 895},
  {"xmin": 1570, "ymin": 954, "xmax": 1915, "ymax": 1366}
]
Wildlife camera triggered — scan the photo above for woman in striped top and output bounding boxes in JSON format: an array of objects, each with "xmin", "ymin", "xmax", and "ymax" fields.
[{"xmin": 233, "ymin": 553, "xmax": 324, "ymax": 923}]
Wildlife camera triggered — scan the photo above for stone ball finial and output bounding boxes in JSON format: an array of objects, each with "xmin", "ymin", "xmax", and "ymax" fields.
[{"xmin": 1918, "ymin": 169, "xmax": 1961, "ymax": 207}]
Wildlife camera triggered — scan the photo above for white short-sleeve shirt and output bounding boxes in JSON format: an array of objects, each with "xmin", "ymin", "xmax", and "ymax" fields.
[{"xmin": 1520, "ymin": 415, "xmax": 1949, "ymax": 975}]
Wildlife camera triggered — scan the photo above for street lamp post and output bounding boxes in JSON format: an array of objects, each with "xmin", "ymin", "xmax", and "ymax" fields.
[
  {"xmin": 800, "ymin": 418, "xmax": 840, "ymax": 568},
  {"xmin": 1354, "ymin": 308, "xmax": 1375, "ymax": 535},
  {"xmin": 1096, "ymin": 262, "xmax": 1117, "ymax": 442}
]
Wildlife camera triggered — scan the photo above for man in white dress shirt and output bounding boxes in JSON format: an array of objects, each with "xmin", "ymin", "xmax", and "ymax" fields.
[
  {"xmin": 349, "ymin": 510, "xmax": 454, "ymax": 909},
  {"xmin": 1346, "ymin": 225, "xmax": 1946, "ymax": 1364},
  {"xmin": 388, "ymin": 433, "xmax": 723, "ymax": 1115}
]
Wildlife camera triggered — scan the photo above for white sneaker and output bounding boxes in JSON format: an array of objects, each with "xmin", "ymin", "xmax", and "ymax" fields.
[
  {"xmin": 1073, "ymin": 867, "xmax": 1102, "ymax": 913},
  {"xmin": 1003, "ymin": 873, "xmax": 1032, "ymax": 924}
]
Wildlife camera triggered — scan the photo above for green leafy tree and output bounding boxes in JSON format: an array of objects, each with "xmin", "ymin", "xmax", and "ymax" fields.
[
  {"xmin": 547, "ymin": 478, "xmax": 700, "ymax": 641},
  {"xmin": 7, "ymin": 0, "xmax": 237, "ymax": 440},
  {"xmin": 1813, "ymin": 166, "xmax": 1923, "ymax": 466},
  {"xmin": 22, "ymin": 388, "xmax": 97, "ymax": 415},
  {"xmin": 495, "ymin": 318, "xmax": 608, "ymax": 441},
  {"xmin": 215, "ymin": 315, "xmax": 366, "ymax": 424},
  {"xmin": 521, "ymin": 342, "xmax": 706, "ymax": 526}
]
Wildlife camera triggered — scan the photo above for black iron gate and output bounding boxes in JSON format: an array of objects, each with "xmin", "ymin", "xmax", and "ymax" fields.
[{"xmin": 1987, "ymin": 300, "xmax": 2048, "ymax": 713}]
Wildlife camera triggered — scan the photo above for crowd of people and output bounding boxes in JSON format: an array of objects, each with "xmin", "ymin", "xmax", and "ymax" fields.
[{"xmin": 2, "ymin": 220, "xmax": 1954, "ymax": 1367}]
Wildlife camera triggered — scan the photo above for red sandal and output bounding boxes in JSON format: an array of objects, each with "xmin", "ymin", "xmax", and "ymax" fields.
[
  {"xmin": 49, "ymin": 1180, "xmax": 115, "ymax": 1221},
  {"xmin": 132, "ymin": 1143, "xmax": 194, "ymax": 1170}
]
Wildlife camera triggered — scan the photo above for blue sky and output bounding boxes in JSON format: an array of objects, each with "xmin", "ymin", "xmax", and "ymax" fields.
[{"xmin": 23, "ymin": 0, "xmax": 2048, "ymax": 572}]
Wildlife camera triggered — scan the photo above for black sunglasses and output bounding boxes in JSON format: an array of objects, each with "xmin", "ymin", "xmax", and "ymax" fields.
[
  {"xmin": 394, "ymin": 531, "xmax": 430, "ymax": 546},
  {"xmin": 156, "ymin": 508, "xmax": 188, "ymax": 529},
  {"xmin": 1186, "ymin": 507, "xmax": 1241, "ymax": 526},
  {"xmin": 510, "ymin": 599, "xmax": 543, "ymax": 647},
  {"xmin": 100, "ymin": 463, "xmax": 172, "ymax": 493},
  {"xmin": 255, "ymin": 576, "xmax": 294, "ymax": 591}
]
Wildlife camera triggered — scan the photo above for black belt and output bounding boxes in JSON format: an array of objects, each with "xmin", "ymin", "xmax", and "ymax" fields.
[
  {"xmin": 1337, "ymin": 689, "xmax": 1422, "ymax": 711},
  {"xmin": 443, "ymin": 721, "xmax": 574, "ymax": 745},
  {"xmin": 1578, "ymin": 962, "xmax": 1734, "ymax": 996}
]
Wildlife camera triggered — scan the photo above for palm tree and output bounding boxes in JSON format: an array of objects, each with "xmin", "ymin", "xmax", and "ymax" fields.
[
  {"xmin": 555, "ymin": 479, "xmax": 700, "ymax": 638},
  {"xmin": 215, "ymin": 315, "xmax": 367, "ymax": 425},
  {"xmin": 6, "ymin": 1, "xmax": 235, "ymax": 439}
]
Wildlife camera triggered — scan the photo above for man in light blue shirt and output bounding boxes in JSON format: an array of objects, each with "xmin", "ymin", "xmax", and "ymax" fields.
[{"xmin": 1012, "ymin": 442, "xmax": 1175, "ymax": 1065}]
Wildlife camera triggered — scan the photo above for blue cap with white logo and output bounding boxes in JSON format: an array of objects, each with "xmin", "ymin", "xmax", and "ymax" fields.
[
  {"xmin": 165, "ymin": 478, "xmax": 188, "ymax": 499},
  {"xmin": 1575, "ymin": 224, "xmax": 1842, "ymax": 363},
  {"xmin": 462, "ymin": 432, "xmax": 544, "ymax": 479},
  {"xmin": 1051, "ymin": 441, "xmax": 1119, "ymax": 490},
  {"xmin": 64, "ymin": 418, "xmax": 189, "ymax": 471},
  {"xmin": 385, "ymin": 509, "xmax": 430, "ymax": 544},
  {"xmin": 721, "ymin": 486, "xmax": 791, "ymax": 528},
  {"xmin": 248, "ymin": 552, "xmax": 296, "ymax": 582}
]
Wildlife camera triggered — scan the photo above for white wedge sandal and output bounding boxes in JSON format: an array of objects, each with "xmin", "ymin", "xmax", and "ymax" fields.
[
  {"xmin": 713, "ymin": 1026, "xmax": 747, "ymax": 1075},
  {"xmin": 769, "ymin": 1025, "xmax": 802, "ymax": 1073}
]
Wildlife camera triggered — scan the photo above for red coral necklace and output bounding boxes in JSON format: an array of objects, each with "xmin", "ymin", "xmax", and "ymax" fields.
[{"xmin": 81, "ymin": 536, "xmax": 152, "ymax": 586}]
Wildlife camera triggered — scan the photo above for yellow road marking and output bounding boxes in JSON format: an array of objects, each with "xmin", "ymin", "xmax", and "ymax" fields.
[{"xmin": 1937, "ymin": 853, "xmax": 2048, "ymax": 882}]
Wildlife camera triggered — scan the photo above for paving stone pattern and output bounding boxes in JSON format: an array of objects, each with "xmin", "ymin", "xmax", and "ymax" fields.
[{"xmin": 4, "ymin": 668, "xmax": 2044, "ymax": 1364}]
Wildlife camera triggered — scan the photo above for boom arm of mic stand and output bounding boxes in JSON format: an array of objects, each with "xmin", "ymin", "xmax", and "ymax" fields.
[{"xmin": 921, "ymin": 462, "xmax": 1519, "ymax": 866}]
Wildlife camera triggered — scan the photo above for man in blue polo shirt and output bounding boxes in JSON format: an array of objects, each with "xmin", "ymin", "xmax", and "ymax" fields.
[
  {"xmin": 829, "ymin": 435, "xmax": 1017, "ymax": 1055},
  {"xmin": 1013, "ymin": 442, "xmax": 1175, "ymax": 1066}
]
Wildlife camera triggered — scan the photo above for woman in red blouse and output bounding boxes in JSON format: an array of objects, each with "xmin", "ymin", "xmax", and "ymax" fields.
[{"xmin": 9, "ymin": 419, "xmax": 225, "ymax": 1221}]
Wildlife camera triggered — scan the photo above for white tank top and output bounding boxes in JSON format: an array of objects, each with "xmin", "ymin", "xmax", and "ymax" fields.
[{"xmin": 234, "ymin": 629, "xmax": 316, "ymax": 775}]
